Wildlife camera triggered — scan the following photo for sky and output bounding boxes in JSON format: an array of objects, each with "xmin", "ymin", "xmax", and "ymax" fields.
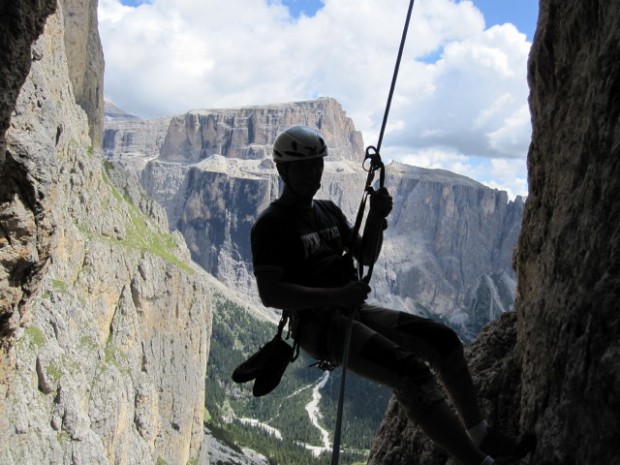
[{"xmin": 98, "ymin": 0, "xmax": 539, "ymax": 199}]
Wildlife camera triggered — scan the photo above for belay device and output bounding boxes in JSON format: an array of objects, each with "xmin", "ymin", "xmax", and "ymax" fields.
[{"xmin": 330, "ymin": 1, "xmax": 416, "ymax": 465}]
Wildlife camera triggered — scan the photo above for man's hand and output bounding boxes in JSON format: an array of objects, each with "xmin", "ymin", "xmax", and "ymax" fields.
[
  {"xmin": 369, "ymin": 187, "xmax": 393, "ymax": 221},
  {"xmin": 334, "ymin": 280, "xmax": 371, "ymax": 308}
]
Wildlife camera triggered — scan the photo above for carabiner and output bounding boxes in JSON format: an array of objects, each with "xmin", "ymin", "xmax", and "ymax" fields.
[{"xmin": 363, "ymin": 145, "xmax": 385, "ymax": 190}]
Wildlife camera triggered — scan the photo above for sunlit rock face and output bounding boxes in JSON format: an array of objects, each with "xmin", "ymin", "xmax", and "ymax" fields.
[
  {"xmin": 368, "ymin": 1, "xmax": 620, "ymax": 464},
  {"xmin": 0, "ymin": 0, "xmax": 57, "ymax": 364},
  {"xmin": 0, "ymin": 2, "xmax": 213, "ymax": 464}
]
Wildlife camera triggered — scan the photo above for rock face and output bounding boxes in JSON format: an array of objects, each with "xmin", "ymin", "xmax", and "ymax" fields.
[
  {"xmin": 103, "ymin": 100, "xmax": 523, "ymax": 339},
  {"xmin": 367, "ymin": 1, "xmax": 620, "ymax": 464},
  {"xmin": 516, "ymin": 0, "xmax": 620, "ymax": 463},
  {"xmin": 104, "ymin": 97, "xmax": 365, "ymax": 163},
  {"xmin": 378, "ymin": 164, "xmax": 523, "ymax": 338},
  {"xmin": 0, "ymin": 0, "xmax": 56, "ymax": 159},
  {"xmin": 0, "ymin": 0, "xmax": 59, "ymax": 394},
  {"xmin": 0, "ymin": 2, "xmax": 212, "ymax": 465},
  {"xmin": 60, "ymin": 0, "xmax": 105, "ymax": 146}
]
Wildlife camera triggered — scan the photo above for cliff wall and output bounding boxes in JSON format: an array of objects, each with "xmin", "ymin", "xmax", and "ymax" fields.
[
  {"xmin": 61, "ymin": 0, "xmax": 104, "ymax": 146},
  {"xmin": 104, "ymin": 97, "xmax": 364, "ymax": 164},
  {"xmin": 0, "ymin": 0, "xmax": 56, "ymax": 159},
  {"xmin": 0, "ymin": 2, "xmax": 212, "ymax": 464},
  {"xmin": 516, "ymin": 0, "xmax": 620, "ymax": 462}
]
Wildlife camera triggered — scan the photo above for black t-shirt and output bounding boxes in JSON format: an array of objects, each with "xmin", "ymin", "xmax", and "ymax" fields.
[{"xmin": 251, "ymin": 200, "xmax": 356, "ymax": 287}]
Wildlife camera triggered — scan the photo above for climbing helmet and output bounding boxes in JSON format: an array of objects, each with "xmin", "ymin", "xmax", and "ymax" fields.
[{"xmin": 272, "ymin": 125, "xmax": 328, "ymax": 163}]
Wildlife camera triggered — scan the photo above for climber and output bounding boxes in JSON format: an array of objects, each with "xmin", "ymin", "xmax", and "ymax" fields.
[{"xmin": 251, "ymin": 125, "xmax": 534, "ymax": 465}]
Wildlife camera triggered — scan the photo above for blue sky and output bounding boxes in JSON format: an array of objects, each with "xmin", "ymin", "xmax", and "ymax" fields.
[
  {"xmin": 472, "ymin": 0, "xmax": 538, "ymax": 39},
  {"xmin": 279, "ymin": 0, "xmax": 538, "ymax": 40},
  {"xmin": 279, "ymin": 0, "xmax": 325, "ymax": 18},
  {"xmin": 119, "ymin": 0, "xmax": 538, "ymax": 39},
  {"xmin": 102, "ymin": 0, "xmax": 539, "ymax": 198}
]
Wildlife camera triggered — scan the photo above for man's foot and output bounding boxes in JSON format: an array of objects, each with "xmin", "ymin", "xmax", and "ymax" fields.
[{"xmin": 480, "ymin": 428, "xmax": 536, "ymax": 459}]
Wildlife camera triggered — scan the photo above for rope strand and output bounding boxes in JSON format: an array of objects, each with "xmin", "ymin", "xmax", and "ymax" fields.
[
  {"xmin": 376, "ymin": 0, "xmax": 416, "ymax": 153},
  {"xmin": 330, "ymin": 2, "xmax": 416, "ymax": 465}
]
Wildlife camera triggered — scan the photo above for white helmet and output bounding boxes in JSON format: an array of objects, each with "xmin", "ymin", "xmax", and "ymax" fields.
[{"xmin": 272, "ymin": 125, "xmax": 328, "ymax": 163}]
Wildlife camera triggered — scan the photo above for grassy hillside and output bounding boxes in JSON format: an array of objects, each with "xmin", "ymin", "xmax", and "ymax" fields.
[{"xmin": 205, "ymin": 292, "xmax": 391, "ymax": 465}]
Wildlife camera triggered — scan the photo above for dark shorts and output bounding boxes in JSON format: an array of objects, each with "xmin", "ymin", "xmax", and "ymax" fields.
[{"xmin": 292, "ymin": 304, "xmax": 467, "ymax": 418}]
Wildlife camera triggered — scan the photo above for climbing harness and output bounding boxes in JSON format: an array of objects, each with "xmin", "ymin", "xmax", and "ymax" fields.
[{"xmin": 330, "ymin": 1, "xmax": 417, "ymax": 465}]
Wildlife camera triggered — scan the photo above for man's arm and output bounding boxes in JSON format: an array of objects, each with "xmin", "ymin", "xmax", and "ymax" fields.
[
  {"xmin": 350, "ymin": 187, "xmax": 393, "ymax": 266},
  {"xmin": 255, "ymin": 269, "xmax": 370, "ymax": 311}
]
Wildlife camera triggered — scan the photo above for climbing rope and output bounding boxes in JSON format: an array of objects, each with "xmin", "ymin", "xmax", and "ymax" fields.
[
  {"xmin": 352, "ymin": 0, "xmax": 415, "ymax": 282},
  {"xmin": 330, "ymin": 1, "xmax": 416, "ymax": 465}
]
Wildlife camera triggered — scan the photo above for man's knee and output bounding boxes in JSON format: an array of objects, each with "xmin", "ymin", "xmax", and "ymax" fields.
[
  {"xmin": 393, "ymin": 376, "xmax": 445, "ymax": 420},
  {"xmin": 422, "ymin": 323, "xmax": 467, "ymax": 378},
  {"xmin": 396, "ymin": 312, "xmax": 463, "ymax": 357},
  {"xmin": 432, "ymin": 323, "xmax": 463, "ymax": 357},
  {"xmin": 437, "ymin": 339, "xmax": 468, "ymax": 380}
]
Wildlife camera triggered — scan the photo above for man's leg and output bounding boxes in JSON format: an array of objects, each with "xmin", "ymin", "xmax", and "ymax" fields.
[
  {"xmin": 357, "ymin": 305, "xmax": 533, "ymax": 458},
  {"xmin": 440, "ymin": 357, "xmax": 485, "ymax": 429},
  {"xmin": 410, "ymin": 399, "xmax": 487, "ymax": 465},
  {"xmin": 358, "ymin": 306, "xmax": 484, "ymax": 427},
  {"xmin": 326, "ymin": 313, "xmax": 488, "ymax": 465}
]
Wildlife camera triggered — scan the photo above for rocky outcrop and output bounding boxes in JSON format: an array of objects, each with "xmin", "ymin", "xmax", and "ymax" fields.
[
  {"xmin": 0, "ymin": 2, "xmax": 212, "ymax": 464},
  {"xmin": 104, "ymin": 100, "xmax": 141, "ymax": 122},
  {"xmin": 104, "ymin": 97, "xmax": 365, "ymax": 163},
  {"xmin": 0, "ymin": 0, "xmax": 59, "ymax": 392},
  {"xmin": 377, "ymin": 164, "xmax": 524, "ymax": 339},
  {"xmin": 516, "ymin": 0, "xmax": 620, "ymax": 463},
  {"xmin": 368, "ymin": 0, "xmax": 620, "ymax": 463},
  {"xmin": 104, "ymin": 102, "xmax": 522, "ymax": 339},
  {"xmin": 60, "ymin": 0, "xmax": 104, "ymax": 146},
  {"xmin": 0, "ymin": 0, "xmax": 56, "ymax": 159}
]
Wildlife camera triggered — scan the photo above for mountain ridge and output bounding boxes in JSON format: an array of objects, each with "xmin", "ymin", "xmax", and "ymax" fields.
[{"xmin": 103, "ymin": 98, "xmax": 522, "ymax": 340}]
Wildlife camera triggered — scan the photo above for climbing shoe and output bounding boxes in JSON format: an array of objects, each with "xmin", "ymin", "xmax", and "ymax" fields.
[
  {"xmin": 252, "ymin": 337, "xmax": 294, "ymax": 397},
  {"xmin": 232, "ymin": 338, "xmax": 279, "ymax": 383}
]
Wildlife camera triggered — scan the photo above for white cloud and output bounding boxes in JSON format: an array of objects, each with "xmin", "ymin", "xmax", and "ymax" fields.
[
  {"xmin": 392, "ymin": 145, "xmax": 528, "ymax": 200},
  {"xmin": 98, "ymin": 0, "xmax": 532, "ymax": 198}
]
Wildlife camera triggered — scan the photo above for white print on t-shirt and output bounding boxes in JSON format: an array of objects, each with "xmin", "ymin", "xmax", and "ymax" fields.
[{"xmin": 300, "ymin": 226, "xmax": 340, "ymax": 258}]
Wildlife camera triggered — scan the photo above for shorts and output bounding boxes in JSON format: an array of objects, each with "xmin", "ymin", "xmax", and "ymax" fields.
[{"xmin": 292, "ymin": 303, "xmax": 467, "ymax": 419}]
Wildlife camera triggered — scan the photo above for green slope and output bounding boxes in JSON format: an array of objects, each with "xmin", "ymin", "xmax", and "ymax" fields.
[{"xmin": 205, "ymin": 292, "xmax": 391, "ymax": 465}]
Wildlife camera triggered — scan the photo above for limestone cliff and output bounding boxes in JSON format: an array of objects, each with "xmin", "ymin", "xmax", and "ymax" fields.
[
  {"xmin": 104, "ymin": 97, "xmax": 365, "ymax": 164},
  {"xmin": 0, "ymin": 0, "xmax": 56, "ymax": 159},
  {"xmin": 367, "ymin": 1, "xmax": 620, "ymax": 464},
  {"xmin": 0, "ymin": 2, "xmax": 212, "ymax": 464},
  {"xmin": 61, "ymin": 0, "xmax": 105, "ymax": 146},
  {"xmin": 103, "ymin": 101, "xmax": 523, "ymax": 339}
]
